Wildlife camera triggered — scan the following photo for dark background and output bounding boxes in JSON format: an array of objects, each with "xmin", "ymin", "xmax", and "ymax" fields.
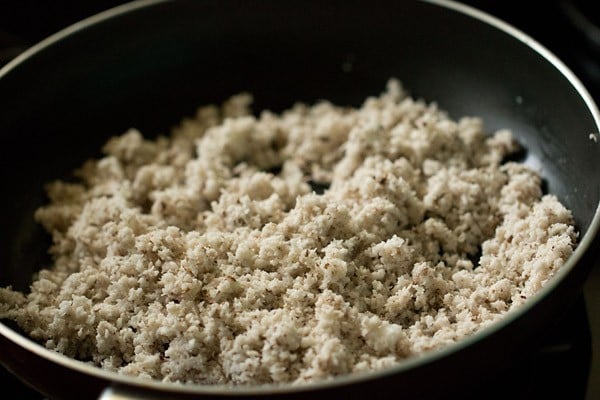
[
  {"xmin": 1, "ymin": 1, "xmax": 599, "ymax": 399},
  {"xmin": 0, "ymin": 0, "xmax": 598, "ymax": 94}
]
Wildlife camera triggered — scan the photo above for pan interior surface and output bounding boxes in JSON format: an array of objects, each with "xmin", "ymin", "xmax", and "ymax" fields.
[{"xmin": 0, "ymin": 0, "xmax": 598, "ymax": 396}]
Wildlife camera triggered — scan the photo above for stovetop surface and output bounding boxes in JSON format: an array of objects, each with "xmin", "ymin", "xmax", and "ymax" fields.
[{"xmin": 1, "ymin": 1, "xmax": 599, "ymax": 399}]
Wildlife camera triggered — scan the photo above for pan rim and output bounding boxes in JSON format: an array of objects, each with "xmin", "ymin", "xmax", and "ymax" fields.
[{"xmin": 1, "ymin": 0, "xmax": 600, "ymax": 396}]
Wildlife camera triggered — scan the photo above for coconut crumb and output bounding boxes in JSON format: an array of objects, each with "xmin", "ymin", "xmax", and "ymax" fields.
[{"xmin": 0, "ymin": 80, "xmax": 577, "ymax": 385}]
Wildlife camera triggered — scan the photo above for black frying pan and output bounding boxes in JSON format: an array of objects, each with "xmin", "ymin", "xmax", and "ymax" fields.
[{"xmin": 1, "ymin": 0, "xmax": 599, "ymax": 399}]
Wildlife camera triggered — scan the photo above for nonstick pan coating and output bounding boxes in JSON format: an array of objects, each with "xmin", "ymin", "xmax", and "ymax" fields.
[{"xmin": 0, "ymin": 0, "xmax": 599, "ymax": 399}]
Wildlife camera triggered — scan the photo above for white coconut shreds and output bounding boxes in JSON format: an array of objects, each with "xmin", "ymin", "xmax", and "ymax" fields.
[{"xmin": 0, "ymin": 80, "xmax": 577, "ymax": 385}]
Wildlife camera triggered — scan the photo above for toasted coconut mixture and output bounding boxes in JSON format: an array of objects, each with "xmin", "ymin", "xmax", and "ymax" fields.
[{"xmin": 0, "ymin": 80, "xmax": 577, "ymax": 385}]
